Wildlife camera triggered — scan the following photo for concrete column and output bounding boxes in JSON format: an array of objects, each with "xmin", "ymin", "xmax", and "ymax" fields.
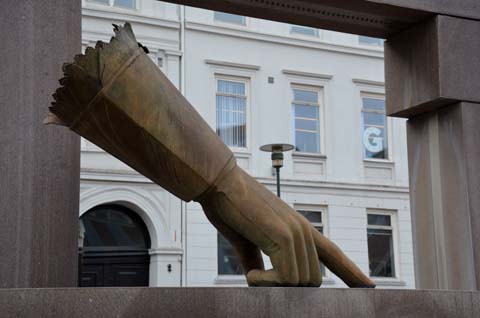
[
  {"xmin": 385, "ymin": 15, "xmax": 480, "ymax": 290},
  {"xmin": 0, "ymin": 0, "xmax": 81, "ymax": 288},
  {"xmin": 407, "ymin": 103, "xmax": 480, "ymax": 290}
]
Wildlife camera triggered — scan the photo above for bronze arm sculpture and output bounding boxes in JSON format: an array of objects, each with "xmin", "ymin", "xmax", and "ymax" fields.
[{"xmin": 47, "ymin": 23, "xmax": 374, "ymax": 288}]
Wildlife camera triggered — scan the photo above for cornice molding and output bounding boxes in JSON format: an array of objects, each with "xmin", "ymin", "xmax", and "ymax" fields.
[
  {"xmin": 149, "ymin": 247, "xmax": 184, "ymax": 256},
  {"xmin": 186, "ymin": 21, "xmax": 384, "ymax": 59},
  {"xmin": 352, "ymin": 78, "xmax": 385, "ymax": 87},
  {"xmin": 82, "ymin": 7, "xmax": 180, "ymax": 30},
  {"xmin": 81, "ymin": 168, "xmax": 409, "ymax": 194},
  {"xmin": 282, "ymin": 69, "xmax": 333, "ymax": 80},
  {"xmin": 205, "ymin": 59, "xmax": 261, "ymax": 71}
]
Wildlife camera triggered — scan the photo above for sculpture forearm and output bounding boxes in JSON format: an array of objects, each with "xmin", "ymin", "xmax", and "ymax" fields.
[{"xmin": 49, "ymin": 23, "xmax": 233, "ymax": 202}]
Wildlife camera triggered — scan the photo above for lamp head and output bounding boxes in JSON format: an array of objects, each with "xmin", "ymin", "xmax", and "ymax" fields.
[
  {"xmin": 271, "ymin": 151, "xmax": 284, "ymax": 168},
  {"xmin": 259, "ymin": 143, "xmax": 295, "ymax": 169}
]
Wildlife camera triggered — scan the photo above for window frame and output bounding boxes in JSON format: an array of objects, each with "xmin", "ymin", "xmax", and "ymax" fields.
[
  {"xmin": 366, "ymin": 210, "xmax": 400, "ymax": 281},
  {"xmin": 294, "ymin": 205, "xmax": 329, "ymax": 278},
  {"xmin": 87, "ymin": 0, "xmax": 138, "ymax": 10},
  {"xmin": 358, "ymin": 36, "xmax": 384, "ymax": 46},
  {"xmin": 291, "ymin": 84, "xmax": 325, "ymax": 155},
  {"xmin": 213, "ymin": 11, "xmax": 248, "ymax": 26},
  {"xmin": 290, "ymin": 25, "xmax": 319, "ymax": 37},
  {"xmin": 215, "ymin": 74, "xmax": 251, "ymax": 152},
  {"xmin": 360, "ymin": 92, "xmax": 392, "ymax": 162}
]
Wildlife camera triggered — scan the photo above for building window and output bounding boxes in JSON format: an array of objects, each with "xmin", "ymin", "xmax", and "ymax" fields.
[
  {"xmin": 216, "ymin": 77, "xmax": 248, "ymax": 149},
  {"xmin": 292, "ymin": 86, "xmax": 321, "ymax": 153},
  {"xmin": 214, "ymin": 12, "xmax": 246, "ymax": 25},
  {"xmin": 89, "ymin": 0, "xmax": 136, "ymax": 9},
  {"xmin": 359, "ymin": 36, "xmax": 384, "ymax": 46},
  {"xmin": 367, "ymin": 212, "xmax": 396, "ymax": 278},
  {"xmin": 297, "ymin": 209, "xmax": 326, "ymax": 276},
  {"xmin": 290, "ymin": 25, "xmax": 319, "ymax": 37},
  {"xmin": 361, "ymin": 95, "xmax": 388, "ymax": 160},
  {"xmin": 218, "ymin": 233, "xmax": 243, "ymax": 275}
]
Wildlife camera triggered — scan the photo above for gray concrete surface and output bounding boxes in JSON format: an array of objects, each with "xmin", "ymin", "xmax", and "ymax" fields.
[
  {"xmin": 0, "ymin": 287, "xmax": 478, "ymax": 318},
  {"xmin": 0, "ymin": 0, "xmax": 81, "ymax": 288},
  {"xmin": 407, "ymin": 103, "xmax": 480, "ymax": 290},
  {"xmin": 385, "ymin": 16, "xmax": 480, "ymax": 117}
]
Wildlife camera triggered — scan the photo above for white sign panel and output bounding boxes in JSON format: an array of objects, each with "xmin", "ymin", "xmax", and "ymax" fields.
[{"xmin": 363, "ymin": 127, "xmax": 383, "ymax": 154}]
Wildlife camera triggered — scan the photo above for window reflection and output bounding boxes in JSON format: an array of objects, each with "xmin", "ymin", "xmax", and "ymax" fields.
[
  {"xmin": 217, "ymin": 233, "xmax": 244, "ymax": 275},
  {"xmin": 367, "ymin": 213, "xmax": 395, "ymax": 278},
  {"xmin": 81, "ymin": 205, "xmax": 150, "ymax": 249},
  {"xmin": 362, "ymin": 96, "xmax": 388, "ymax": 159},
  {"xmin": 293, "ymin": 87, "xmax": 321, "ymax": 153}
]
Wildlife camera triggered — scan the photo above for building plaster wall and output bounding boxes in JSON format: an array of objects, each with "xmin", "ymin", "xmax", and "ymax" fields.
[{"xmin": 79, "ymin": 0, "xmax": 413, "ymax": 289}]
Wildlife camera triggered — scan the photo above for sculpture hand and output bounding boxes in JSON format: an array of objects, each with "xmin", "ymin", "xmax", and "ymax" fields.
[
  {"xmin": 199, "ymin": 166, "xmax": 375, "ymax": 288},
  {"xmin": 48, "ymin": 23, "xmax": 374, "ymax": 289}
]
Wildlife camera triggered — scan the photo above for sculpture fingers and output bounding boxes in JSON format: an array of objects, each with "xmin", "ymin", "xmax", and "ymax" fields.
[
  {"xmin": 304, "ymin": 225, "xmax": 322, "ymax": 287},
  {"xmin": 246, "ymin": 269, "xmax": 283, "ymax": 287},
  {"xmin": 311, "ymin": 228, "xmax": 375, "ymax": 288},
  {"xmin": 286, "ymin": 215, "xmax": 311, "ymax": 286},
  {"xmin": 286, "ymin": 214, "xmax": 323, "ymax": 287},
  {"xmin": 247, "ymin": 246, "xmax": 299, "ymax": 287},
  {"xmin": 202, "ymin": 204, "xmax": 265, "ymax": 274}
]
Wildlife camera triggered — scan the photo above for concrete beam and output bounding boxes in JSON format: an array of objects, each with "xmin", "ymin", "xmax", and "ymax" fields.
[
  {"xmin": 0, "ymin": 0, "xmax": 81, "ymax": 288},
  {"xmin": 164, "ymin": 0, "xmax": 480, "ymax": 38},
  {"xmin": 0, "ymin": 287, "xmax": 479, "ymax": 317},
  {"xmin": 385, "ymin": 16, "xmax": 480, "ymax": 117},
  {"xmin": 407, "ymin": 102, "xmax": 480, "ymax": 290}
]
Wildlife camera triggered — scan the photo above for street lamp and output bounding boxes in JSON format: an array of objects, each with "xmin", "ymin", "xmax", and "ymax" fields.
[{"xmin": 260, "ymin": 143, "xmax": 295, "ymax": 198}]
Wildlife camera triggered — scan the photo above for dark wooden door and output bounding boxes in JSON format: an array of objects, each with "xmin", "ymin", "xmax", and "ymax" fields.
[
  {"xmin": 78, "ymin": 204, "xmax": 152, "ymax": 287},
  {"xmin": 79, "ymin": 253, "xmax": 149, "ymax": 287}
]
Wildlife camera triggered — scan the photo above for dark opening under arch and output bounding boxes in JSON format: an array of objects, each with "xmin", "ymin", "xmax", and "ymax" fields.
[{"xmin": 79, "ymin": 204, "xmax": 151, "ymax": 287}]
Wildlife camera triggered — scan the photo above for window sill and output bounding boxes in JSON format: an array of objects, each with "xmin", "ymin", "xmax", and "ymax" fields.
[
  {"xmin": 290, "ymin": 33, "xmax": 320, "ymax": 40},
  {"xmin": 214, "ymin": 275, "xmax": 335, "ymax": 286},
  {"xmin": 85, "ymin": 2, "xmax": 138, "ymax": 13},
  {"xmin": 363, "ymin": 158, "xmax": 394, "ymax": 165},
  {"xmin": 321, "ymin": 277, "xmax": 336, "ymax": 286},
  {"xmin": 292, "ymin": 152, "xmax": 327, "ymax": 160},
  {"xmin": 232, "ymin": 149, "xmax": 251, "ymax": 156},
  {"xmin": 372, "ymin": 278, "xmax": 407, "ymax": 287},
  {"xmin": 214, "ymin": 21, "xmax": 249, "ymax": 30},
  {"xmin": 231, "ymin": 151, "xmax": 252, "ymax": 171},
  {"xmin": 291, "ymin": 153, "xmax": 327, "ymax": 178},
  {"xmin": 214, "ymin": 275, "xmax": 247, "ymax": 285}
]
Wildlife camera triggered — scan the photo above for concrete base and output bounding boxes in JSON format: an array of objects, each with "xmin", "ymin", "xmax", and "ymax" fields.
[{"xmin": 0, "ymin": 288, "xmax": 478, "ymax": 317}]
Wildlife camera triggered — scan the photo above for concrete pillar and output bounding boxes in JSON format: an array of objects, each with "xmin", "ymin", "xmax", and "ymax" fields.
[
  {"xmin": 385, "ymin": 15, "xmax": 480, "ymax": 290},
  {"xmin": 0, "ymin": 0, "xmax": 81, "ymax": 288},
  {"xmin": 407, "ymin": 103, "xmax": 480, "ymax": 290}
]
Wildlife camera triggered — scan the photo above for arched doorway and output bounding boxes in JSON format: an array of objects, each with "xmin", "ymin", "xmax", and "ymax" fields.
[{"xmin": 78, "ymin": 204, "xmax": 151, "ymax": 287}]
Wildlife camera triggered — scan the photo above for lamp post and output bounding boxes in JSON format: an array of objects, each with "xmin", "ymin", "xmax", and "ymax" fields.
[{"xmin": 260, "ymin": 143, "xmax": 295, "ymax": 198}]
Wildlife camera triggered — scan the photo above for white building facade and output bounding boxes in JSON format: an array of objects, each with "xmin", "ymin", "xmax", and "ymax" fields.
[{"xmin": 79, "ymin": 0, "xmax": 414, "ymax": 289}]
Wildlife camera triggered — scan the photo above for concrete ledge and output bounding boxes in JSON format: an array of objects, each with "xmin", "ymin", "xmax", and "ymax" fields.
[
  {"xmin": 0, "ymin": 288, "xmax": 478, "ymax": 317},
  {"xmin": 165, "ymin": 0, "xmax": 480, "ymax": 38}
]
